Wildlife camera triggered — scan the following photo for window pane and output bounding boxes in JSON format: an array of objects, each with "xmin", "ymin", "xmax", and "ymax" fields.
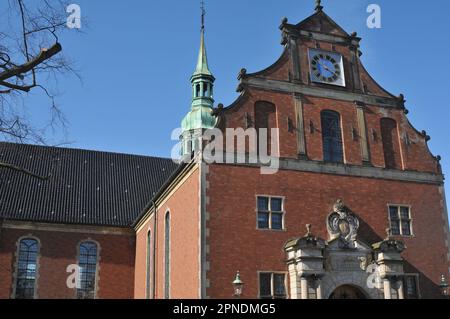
[
  {"xmin": 259, "ymin": 273, "xmax": 272, "ymax": 298},
  {"xmin": 77, "ymin": 241, "xmax": 98, "ymax": 299},
  {"xmin": 391, "ymin": 220, "xmax": 401, "ymax": 236},
  {"xmin": 258, "ymin": 213, "xmax": 270, "ymax": 229},
  {"xmin": 15, "ymin": 239, "xmax": 38, "ymax": 299},
  {"xmin": 273, "ymin": 274, "xmax": 286, "ymax": 298},
  {"xmin": 271, "ymin": 213, "xmax": 283, "ymax": 230},
  {"xmin": 401, "ymin": 221, "xmax": 411, "ymax": 236},
  {"xmin": 405, "ymin": 276, "xmax": 418, "ymax": 298},
  {"xmin": 271, "ymin": 198, "xmax": 282, "ymax": 212},
  {"xmin": 389, "ymin": 207, "xmax": 399, "ymax": 220},
  {"xmin": 321, "ymin": 111, "xmax": 343, "ymax": 163},
  {"xmin": 400, "ymin": 207, "xmax": 410, "ymax": 220},
  {"xmin": 258, "ymin": 197, "xmax": 269, "ymax": 211}
]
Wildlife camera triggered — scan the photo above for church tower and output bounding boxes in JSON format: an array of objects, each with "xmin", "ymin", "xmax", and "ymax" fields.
[{"xmin": 180, "ymin": 5, "xmax": 217, "ymax": 157}]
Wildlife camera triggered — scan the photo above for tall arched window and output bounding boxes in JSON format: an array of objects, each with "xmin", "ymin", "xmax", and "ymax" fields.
[
  {"xmin": 14, "ymin": 238, "xmax": 39, "ymax": 299},
  {"xmin": 380, "ymin": 118, "xmax": 398, "ymax": 169},
  {"xmin": 255, "ymin": 101, "xmax": 277, "ymax": 155},
  {"xmin": 77, "ymin": 241, "xmax": 99, "ymax": 299},
  {"xmin": 146, "ymin": 230, "xmax": 152, "ymax": 299},
  {"xmin": 321, "ymin": 110, "xmax": 344, "ymax": 163},
  {"xmin": 164, "ymin": 212, "xmax": 170, "ymax": 299}
]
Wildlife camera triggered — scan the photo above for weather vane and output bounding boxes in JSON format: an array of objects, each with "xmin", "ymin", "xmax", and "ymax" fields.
[
  {"xmin": 201, "ymin": 0, "xmax": 206, "ymax": 30},
  {"xmin": 315, "ymin": 0, "xmax": 323, "ymax": 12}
]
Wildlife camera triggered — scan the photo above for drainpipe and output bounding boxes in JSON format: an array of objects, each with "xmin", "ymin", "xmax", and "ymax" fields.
[{"xmin": 152, "ymin": 201, "xmax": 157, "ymax": 299}]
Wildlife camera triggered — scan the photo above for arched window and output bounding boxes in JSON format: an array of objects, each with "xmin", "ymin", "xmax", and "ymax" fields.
[
  {"xmin": 164, "ymin": 212, "xmax": 170, "ymax": 299},
  {"xmin": 146, "ymin": 230, "xmax": 152, "ymax": 299},
  {"xmin": 380, "ymin": 118, "xmax": 398, "ymax": 169},
  {"xmin": 14, "ymin": 238, "xmax": 39, "ymax": 299},
  {"xmin": 321, "ymin": 110, "xmax": 344, "ymax": 163},
  {"xmin": 77, "ymin": 241, "xmax": 99, "ymax": 299},
  {"xmin": 254, "ymin": 101, "xmax": 277, "ymax": 155},
  {"xmin": 195, "ymin": 84, "xmax": 201, "ymax": 98}
]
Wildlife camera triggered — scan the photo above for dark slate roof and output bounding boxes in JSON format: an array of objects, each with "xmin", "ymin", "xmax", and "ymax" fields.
[{"xmin": 0, "ymin": 142, "xmax": 178, "ymax": 227}]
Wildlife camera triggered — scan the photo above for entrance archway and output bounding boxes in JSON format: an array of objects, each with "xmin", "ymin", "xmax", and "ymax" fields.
[{"xmin": 329, "ymin": 285, "xmax": 368, "ymax": 299}]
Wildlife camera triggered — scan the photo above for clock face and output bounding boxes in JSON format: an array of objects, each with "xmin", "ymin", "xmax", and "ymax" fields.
[{"xmin": 309, "ymin": 49, "xmax": 345, "ymax": 87}]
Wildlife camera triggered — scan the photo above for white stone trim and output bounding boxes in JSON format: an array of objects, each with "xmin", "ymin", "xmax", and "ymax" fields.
[
  {"xmin": 321, "ymin": 272, "xmax": 381, "ymax": 299},
  {"xmin": 213, "ymin": 156, "xmax": 443, "ymax": 185},
  {"xmin": 200, "ymin": 160, "xmax": 210, "ymax": 298},
  {"xmin": 3, "ymin": 220, "xmax": 133, "ymax": 236}
]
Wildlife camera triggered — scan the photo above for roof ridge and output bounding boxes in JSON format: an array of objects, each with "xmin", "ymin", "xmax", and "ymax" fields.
[{"xmin": 0, "ymin": 141, "xmax": 174, "ymax": 162}]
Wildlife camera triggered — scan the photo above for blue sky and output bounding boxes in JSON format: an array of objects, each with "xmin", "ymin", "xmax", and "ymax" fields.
[{"xmin": 2, "ymin": 0, "xmax": 450, "ymax": 200}]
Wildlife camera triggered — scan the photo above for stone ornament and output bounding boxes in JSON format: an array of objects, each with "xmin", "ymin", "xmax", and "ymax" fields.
[{"xmin": 327, "ymin": 199, "xmax": 360, "ymax": 248}]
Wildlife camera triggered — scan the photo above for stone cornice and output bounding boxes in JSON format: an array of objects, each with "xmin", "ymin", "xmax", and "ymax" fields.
[
  {"xmin": 213, "ymin": 156, "xmax": 444, "ymax": 185},
  {"xmin": 242, "ymin": 77, "xmax": 401, "ymax": 108},
  {"xmin": 2, "ymin": 220, "xmax": 134, "ymax": 236}
]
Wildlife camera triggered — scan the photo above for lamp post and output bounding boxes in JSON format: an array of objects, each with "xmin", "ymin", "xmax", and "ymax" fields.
[
  {"xmin": 439, "ymin": 275, "xmax": 449, "ymax": 298},
  {"xmin": 233, "ymin": 271, "xmax": 244, "ymax": 298}
]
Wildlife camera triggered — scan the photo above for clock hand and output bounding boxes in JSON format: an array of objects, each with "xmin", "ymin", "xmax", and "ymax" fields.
[{"xmin": 318, "ymin": 61, "xmax": 338, "ymax": 78}]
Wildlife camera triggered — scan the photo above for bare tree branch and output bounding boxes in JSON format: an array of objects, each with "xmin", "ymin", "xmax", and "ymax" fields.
[
  {"xmin": 0, "ymin": 43, "xmax": 62, "ymax": 82},
  {"xmin": 0, "ymin": 161, "xmax": 51, "ymax": 180},
  {"xmin": 0, "ymin": 0, "xmax": 83, "ymax": 179}
]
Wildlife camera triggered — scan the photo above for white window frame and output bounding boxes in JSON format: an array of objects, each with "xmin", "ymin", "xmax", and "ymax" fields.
[
  {"xmin": 387, "ymin": 204, "xmax": 414, "ymax": 237},
  {"xmin": 256, "ymin": 195, "xmax": 286, "ymax": 231},
  {"xmin": 257, "ymin": 271, "xmax": 289, "ymax": 299}
]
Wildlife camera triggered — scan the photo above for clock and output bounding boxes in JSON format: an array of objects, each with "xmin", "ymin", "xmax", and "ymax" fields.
[{"xmin": 308, "ymin": 49, "xmax": 345, "ymax": 87}]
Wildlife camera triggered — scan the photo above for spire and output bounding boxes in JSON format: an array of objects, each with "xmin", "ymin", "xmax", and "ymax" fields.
[
  {"xmin": 193, "ymin": 29, "xmax": 212, "ymax": 77},
  {"xmin": 180, "ymin": 0, "xmax": 217, "ymax": 157},
  {"xmin": 315, "ymin": 0, "xmax": 323, "ymax": 12},
  {"xmin": 193, "ymin": 1, "xmax": 212, "ymax": 77}
]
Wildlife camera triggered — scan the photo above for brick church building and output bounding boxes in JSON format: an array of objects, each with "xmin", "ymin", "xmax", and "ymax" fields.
[{"xmin": 1, "ymin": 3, "xmax": 449, "ymax": 299}]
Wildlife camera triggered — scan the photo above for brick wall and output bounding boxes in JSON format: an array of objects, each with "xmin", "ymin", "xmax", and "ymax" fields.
[
  {"xmin": 0, "ymin": 226, "xmax": 135, "ymax": 299},
  {"xmin": 206, "ymin": 164, "xmax": 449, "ymax": 299},
  {"xmin": 134, "ymin": 166, "xmax": 200, "ymax": 299}
]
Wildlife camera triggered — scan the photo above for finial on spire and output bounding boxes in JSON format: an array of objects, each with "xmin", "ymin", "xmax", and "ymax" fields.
[
  {"xmin": 201, "ymin": 0, "xmax": 206, "ymax": 30},
  {"xmin": 315, "ymin": 0, "xmax": 323, "ymax": 12},
  {"xmin": 306, "ymin": 224, "xmax": 312, "ymax": 237}
]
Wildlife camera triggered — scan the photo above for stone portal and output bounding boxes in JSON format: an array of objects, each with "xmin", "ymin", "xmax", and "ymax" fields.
[{"xmin": 285, "ymin": 200, "xmax": 406, "ymax": 299}]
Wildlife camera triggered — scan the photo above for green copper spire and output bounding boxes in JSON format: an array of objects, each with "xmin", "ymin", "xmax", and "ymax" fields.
[
  {"xmin": 193, "ymin": 28, "xmax": 212, "ymax": 77},
  {"xmin": 180, "ymin": 2, "xmax": 217, "ymax": 157}
]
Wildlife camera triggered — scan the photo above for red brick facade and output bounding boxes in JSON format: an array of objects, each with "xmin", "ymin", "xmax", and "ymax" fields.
[
  {"xmin": 205, "ymin": 164, "xmax": 448, "ymax": 299},
  {"xmin": 134, "ymin": 165, "xmax": 200, "ymax": 299},
  {"xmin": 0, "ymin": 224, "xmax": 135, "ymax": 299},
  {"xmin": 0, "ymin": 7, "xmax": 448, "ymax": 300}
]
